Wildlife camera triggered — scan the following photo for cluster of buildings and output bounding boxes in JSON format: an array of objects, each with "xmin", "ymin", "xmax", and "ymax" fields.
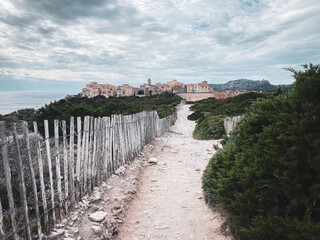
[
  {"xmin": 82, "ymin": 79, "xmax": 213, "ymax": 98},
  {"xmin": 81, "ymin": 78, "xmax": 247, "ymax": 100}
]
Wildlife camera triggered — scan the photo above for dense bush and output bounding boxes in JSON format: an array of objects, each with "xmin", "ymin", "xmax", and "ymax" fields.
[
  {"xmin": 188, "ymin": 92, "xmax": 266, "ymax": 121},
  {"xmin": 202, "ymin": 64, "xmax": 320, "ymax": 239},
  {"xmin": 188, "ymin": 92, "xmax": 266, "ymax": 140},
  {"xmin": 192, "ymin": 115, "xmax": 225, "ymax": 140}
]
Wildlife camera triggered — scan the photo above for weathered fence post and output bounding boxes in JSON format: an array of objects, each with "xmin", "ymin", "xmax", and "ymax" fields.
[
  {"xmin": 69, "ymin": 117, "xmax": 75, "ymax": 209},
  {"xmin": 62, "ymin": 121, "xmax": 69, "ymax": 214},
  {"xmin": 101, "ymin": 117, "xmax": 107, "ymax": 180},
  {"xmin": 105, "ymin": 117, "xmax": 112, "ymax": 177},
  {"xmin": 110, "ymin": 115, "xmax": 115, "ymax": 173},
  {"xmin": 44, "ymin": 120, "xmax": 56, "ymax": 224},
  {"xmin": 76, "ymin": 117, "xmax": 82, "ymax": 200},
  {"xmin": 88, "ymin": 117, "xmax": 94, "ymax": 191},
  {"xmin": 80, "ymin": 117, "xmax": 87, "ymax": 195},
  {"xmin": 83, "ymin": 116, "xmax": 90, "ymax": 194},
  {"xmin": 0, "ymin": 122, "xmax": 19, "ymax": 240},
  {"xmin": 91, "ymin": 118, "xmax": 97, "ymax": 187},
  {"xmin": 34, "ymin": 121, "xmax": 49, "ymax": 228},
  {"xmin": 12, "ymin": 124, "xmax": 32, "ymax": 240},
  {"xmin": 22, "ymin": 121, "xmax": 42, "ymax": 239},
  {"xmin": 54, "ymin": 120, "xmax": 63, "ymax": 217},
  {"xmin": 0, "ymin": 197, "xmax": 4, "ymax": 237},
  {"xmin": 96, "ymin": 117, "xmax": 102, "ymax": 185}
]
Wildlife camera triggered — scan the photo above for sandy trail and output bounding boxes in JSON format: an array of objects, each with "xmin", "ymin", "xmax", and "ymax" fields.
[{"xmin": 116, "ymin": 105, "xmax": 231, "ymax": 240}]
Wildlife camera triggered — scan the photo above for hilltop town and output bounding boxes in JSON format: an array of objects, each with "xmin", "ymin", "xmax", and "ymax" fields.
[{"xmin": 81, "ymin": 78, "xmax": 247, "ymax": 100}]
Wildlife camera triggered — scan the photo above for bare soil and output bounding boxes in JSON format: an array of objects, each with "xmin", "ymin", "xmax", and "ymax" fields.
[
  {"xmin": 115, "ymin": 105, "xmax": 232, "ymax": 240},
  {"xmin": 51, "ymin": 105, "xmax": 232, "ymax": 240}
]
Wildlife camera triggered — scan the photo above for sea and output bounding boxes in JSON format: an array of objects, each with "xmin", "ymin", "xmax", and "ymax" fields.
[{"xmin": 0, "ymin": 91, "xmax": 76, "ymax": 115}]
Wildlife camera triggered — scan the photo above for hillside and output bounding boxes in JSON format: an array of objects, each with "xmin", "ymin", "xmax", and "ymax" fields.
[
  {"xmin": 210, "ymin": 79, "xmax": 289, "ymax": 91},
  {"xmin": 188, "ymin": 92, "xmax": 266, "ymax": 140}
]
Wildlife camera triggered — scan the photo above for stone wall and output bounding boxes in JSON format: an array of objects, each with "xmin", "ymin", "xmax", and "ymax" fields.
[{"xmin": 177, "ymin": 93, "xmax": 215, "ymax": 102}]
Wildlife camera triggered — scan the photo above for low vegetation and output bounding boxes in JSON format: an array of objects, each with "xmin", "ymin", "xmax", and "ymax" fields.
[
  {"xmin": 192, "ymin": 115, "xmax": 225, "ymax": 140},
  {"xmin": 202, "ymin": 64, "xmax": 320, "ymax": 239},
  {"xmin": 189, "ymin": 92, "xmax": 266, "ymax": 140},
  {"xmin": 2, "ymin": 92, "xmax": 182, "ymax": 137}
]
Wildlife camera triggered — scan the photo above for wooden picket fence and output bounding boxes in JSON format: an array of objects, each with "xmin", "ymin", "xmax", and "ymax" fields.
[{"xmin": 0, "ymin": 101, "xmax": 183, "ymax": 240}]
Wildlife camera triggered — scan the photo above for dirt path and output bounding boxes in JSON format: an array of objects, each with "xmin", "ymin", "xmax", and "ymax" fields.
[{"xmin": 116, "ymin": 105, "xmax": 232, "ymax": 240}]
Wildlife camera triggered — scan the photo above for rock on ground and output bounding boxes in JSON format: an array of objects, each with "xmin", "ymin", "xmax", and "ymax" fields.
[{"xmin": 88, "ymin": 211, "xmax": 108, "ymax": 222}]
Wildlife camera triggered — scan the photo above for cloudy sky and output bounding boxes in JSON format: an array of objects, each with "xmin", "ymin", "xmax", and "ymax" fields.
[{"xmin": 0, "ymin": 0, "xmax": 319, "ymax": 92}]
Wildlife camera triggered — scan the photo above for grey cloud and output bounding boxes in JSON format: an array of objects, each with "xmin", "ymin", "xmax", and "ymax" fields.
[
  {"xmin": 0, "ymin": 0, "xmax": 319, "ymax": 90},
  {"xmin": 37, "ymin": 26, "xmax": 56, "ymax": 36},
  {"xmin": 0, "ymin": 14, "xmax": 38, "ymax": 29}
]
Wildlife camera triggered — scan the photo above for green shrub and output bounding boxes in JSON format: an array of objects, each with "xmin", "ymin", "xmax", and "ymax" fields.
[
  {"xmin": 202, "ymin": 64, "xmax": 320, "ymax": 239},
  {"xmin": 188, "ymin": 92, "xmax": 266, "ymax": 121},
  {"xmin": 193, "ymin": 115, "xmax": 225, "ymax": 140},
  {"xmin": 8, "ymin": 93, "xmax": 182, "ymax": 137}
]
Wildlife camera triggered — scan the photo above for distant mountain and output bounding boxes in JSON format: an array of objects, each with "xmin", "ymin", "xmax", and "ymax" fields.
[{"xmin": 210, "ymin": 79, "xmax": 290, "ymax": 91}]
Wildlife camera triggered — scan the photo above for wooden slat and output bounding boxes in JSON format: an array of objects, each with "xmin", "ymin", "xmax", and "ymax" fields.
[
  {"xmin": 69, "ymin": 117, "xmax": 75, "ymax": 209},
  {"xmin": 88, "ymin": 117, "xmax": 94, "ymax": 191},
  {"xmin": 101, "ymin": 117, "xmax": 107, "ymax": 181},
  {"xmin": 95, "ymin": 117, "xmax": 102, "ymax": 185},
  {"xmin": 44, "ymin": 120, "xmax": 56, "ymax": 224},
  {"xmin": 80, "ymin": 117, "xmax": 87, "ymax": 195},
  {"xmin": 62, "ymin": 121, "xmax": 68, "ymax": 214},
  {"xmin": 91, "ymin": 118, "xmax": 97, "ymax": 187},
  {"xmin": 76, "ymin": 117, "xmax": 82, "ymax": 200},
  {"xmin": 22, "ymin": 121, "xmax": 42, "ymax": 239},
  {"xmin": 12, "ymin": 124, "xmax": 32, "ymax": 240},
  {"xmin": 83, "ymin": 116, "xmax": 90, "ymax": 194},
  {"xmin": 54, "ymin": 120, "xmax": 63, "ymax": 217},
  {"xmin": 0, "ymin": 196, "xmax": 4, "ymax": 237},
  {"xmin": 33, "ymin": 121, "xmax": 49, "ymax": 227},
  {"xmin": 105, "ymin": 117, "xmax": 111, "ymax": 178},
  {"xmin": 0, "ymin": 122, "xmax": 19, "ymax": 240}
]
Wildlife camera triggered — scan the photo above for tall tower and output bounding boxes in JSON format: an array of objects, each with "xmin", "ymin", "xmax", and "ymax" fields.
[{"xmin": 148, "ymin": 78, "xmax": 151, "ymax": 85}]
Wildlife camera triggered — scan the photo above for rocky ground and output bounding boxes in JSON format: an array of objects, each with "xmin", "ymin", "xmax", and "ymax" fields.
[{"xmin": 48, "ymin": 105, "xmax": 232, "ymax": 240}]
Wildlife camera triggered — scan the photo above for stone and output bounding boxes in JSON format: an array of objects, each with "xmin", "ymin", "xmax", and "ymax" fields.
[
  {"xmin": 148, "ymin": 158, "xmax": 158, "ymax": 164},
  {"xmin": 88, "ymin": 211, "xmax": 108, "ymax": 222},
  {"xmin": 160, "ymin": 225, "xmax": 169, "ymax": 229},
  {"xmin": 82, "ymin": 200, "xmax": 90, "ymax": 207},
  {"xmin": 47, "ymin": 229, "xmax": 65, "ymax": 240},
  {"xmin": 113, "ymin": 208, "xmax": 122, "ymax": 216},
  {"xmin": 93, "ymin": 191, "xmax": 101, "ymax": 201},
  {"xmin": 70, "ymin": 227, "xmax": 79, "ymax": 234},
  {"xmin": 91, "ymin": 225, "xmax": 102, "ymax": 235},
  {"xmin": 115, "ymin": 166, "xmax": 126, "ymax": 175},
  {"xmin": 195, "ymin": 168, "xmax": 201, "ymax": 171},
  {"xmin": 64, "ymin": 238, "xmax": 74, "ymax": 240}
]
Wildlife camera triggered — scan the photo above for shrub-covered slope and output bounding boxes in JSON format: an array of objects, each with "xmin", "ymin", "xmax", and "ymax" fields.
[
  {"xmin": 189, "ymin": 92, "xmax": 266, "ymax": 140},
  {"xmin": 202, "ymin": 64, "xmax": 320, "ymax": 239},
  {"xmin": 3, "ymin": 92, "xmax": 182, "ymax": 137},
  {"xmin": 192, "ymin": 115, "xmax": 225, "ymax": 140}
]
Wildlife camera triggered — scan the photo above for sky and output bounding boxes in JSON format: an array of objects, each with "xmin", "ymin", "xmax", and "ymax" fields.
[{"xmin": 0, "ymin": 0, "xmax": 319, "ymax": 93}]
